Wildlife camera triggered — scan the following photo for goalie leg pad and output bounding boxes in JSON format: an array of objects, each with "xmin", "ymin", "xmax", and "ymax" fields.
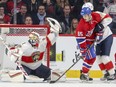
[
  {"xmin": 51, "ymin": 69, "xmax": 66, "ymax": 82},
  {"xmin": 1, "ymin": 70, "xmax": 24, "ymax": 82}
]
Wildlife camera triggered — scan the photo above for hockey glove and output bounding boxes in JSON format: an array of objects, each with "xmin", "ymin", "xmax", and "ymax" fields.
[
  {"xmin": 96, "ymin": 31, "xmax": 103, "ymax": 42},
  {"xmin": 94, "ymin": 23, "xmax": 104, "ymax": 33},
  {"xmin": 80, "ymin": 49, "xmax": 87, "ymax": 60}
]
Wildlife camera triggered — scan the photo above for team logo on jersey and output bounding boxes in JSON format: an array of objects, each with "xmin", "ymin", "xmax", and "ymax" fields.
[
  {"xmin": 32, "ymin": 51, "xmax": 40, "ymax": 62},
  {"xmin": 78, "ymin": 32, "xmax": 83, "ymax": 36},
  {"xmin": 86, "ymin": 29, "xmax": 94, "ymax": 37}
]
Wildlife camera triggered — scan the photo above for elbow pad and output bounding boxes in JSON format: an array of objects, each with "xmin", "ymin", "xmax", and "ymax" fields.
[{"xmin": 94, "ymin": 23, "xmax": 104, "ymax": 33}]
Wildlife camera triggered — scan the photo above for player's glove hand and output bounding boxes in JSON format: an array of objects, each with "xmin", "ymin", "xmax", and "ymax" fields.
[
  {"xmin": 80, "ymin": 49, "xmax": 87, "ymax": 60},
  {"xmin": 96, "ymin": 31, "xmax": 103, "ymax": 42}
]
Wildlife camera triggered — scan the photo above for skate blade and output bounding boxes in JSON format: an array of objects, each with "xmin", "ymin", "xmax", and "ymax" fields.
[
  {"xmin": 101, "ymin": 79, "xmax": 115, "ymax": 83},
  {"xmin": 79, "ymin": 80, "xmax": 93, "ymax": 83}
]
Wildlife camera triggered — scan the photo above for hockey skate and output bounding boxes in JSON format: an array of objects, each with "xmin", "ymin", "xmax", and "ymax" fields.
[
  {"xmin": 80, "ymin": 73, "xmax": 93, "ymax": 81},
  {"xmin": 107, "ymin": 74, "xmax": 115, "ymax": 81},
  {"xmin": 100, "ymin": 73, "xmax": 109, "ymax": 81}
]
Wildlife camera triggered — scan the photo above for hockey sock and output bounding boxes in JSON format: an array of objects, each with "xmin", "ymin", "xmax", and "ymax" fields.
[
  {"xmin": 101, "ymin": 56, "xmax": 115, "ymax": 75},
  {"xmin": 97, "ymin": 56, "xmax": 106, "ymax": 74},
  {"xmin": 82, "ymin": 58, "xmax": 96, "ymax": 73}
]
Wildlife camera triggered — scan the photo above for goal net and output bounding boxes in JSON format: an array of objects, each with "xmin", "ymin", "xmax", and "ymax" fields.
[{"xmin": 0, "ymin": 24, "xmax": 50, "ymax": 70}]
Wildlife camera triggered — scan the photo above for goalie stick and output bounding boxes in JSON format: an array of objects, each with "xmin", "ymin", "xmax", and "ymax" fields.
[
  {"xmin": 50, "ymin": 52, "xmax": 81, "ymax": 84},
  {"xmin": 0, "ymin": 36, "xmax": 39, "ymax": 80}
]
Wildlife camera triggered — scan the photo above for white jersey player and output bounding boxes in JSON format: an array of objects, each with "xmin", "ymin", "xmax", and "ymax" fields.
[
  {"xmin": 81, "ymin": 3, "xmax": 116, "ymax": 81},
  {"xmin": 8, "ymin": 17, "xmax": 64, "ymax": 82}
]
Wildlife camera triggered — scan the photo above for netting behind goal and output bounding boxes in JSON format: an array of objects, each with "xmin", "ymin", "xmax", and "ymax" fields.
[{"xmin": 0, "ymin": 24, "xmax": 50, "ymax": 70}]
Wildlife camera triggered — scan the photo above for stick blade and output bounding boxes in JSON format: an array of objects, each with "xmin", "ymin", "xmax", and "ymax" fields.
[{"xmin": 49, "ymin": 81, "xmax": 56, "ymax": 84}]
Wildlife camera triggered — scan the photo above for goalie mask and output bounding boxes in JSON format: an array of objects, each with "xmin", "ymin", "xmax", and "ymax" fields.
[{"xmin": 28, "ymin": 32, "xmax": 40, "ymax": 46}]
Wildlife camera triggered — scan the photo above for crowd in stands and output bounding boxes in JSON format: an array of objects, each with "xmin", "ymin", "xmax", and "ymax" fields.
[{"xmin": 0, "ymin": 0, "xmax": 116, "ymax": 34}]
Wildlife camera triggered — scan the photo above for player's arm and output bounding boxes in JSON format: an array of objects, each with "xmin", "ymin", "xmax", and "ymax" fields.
[
  {"xmin": 93, "ymin": 12, "xmax": 112, "ymax": 42},
  {"xmin": 75, "ymin": 21, "xmax": 87, "ymax": 58},
  {"xmin": 94, "ymin": 11, "xmax": 112, "ymax": 33}
]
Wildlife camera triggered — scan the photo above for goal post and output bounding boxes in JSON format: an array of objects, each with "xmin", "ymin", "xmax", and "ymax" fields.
[{"xmin": 0, "ymin": 24, "xmax": 50, "ymax": 70}]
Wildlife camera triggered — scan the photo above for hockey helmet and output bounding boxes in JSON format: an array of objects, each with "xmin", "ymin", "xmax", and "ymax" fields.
[
  {"xmin": 82, "ymin": 2, "xmax": 94, "ymax": 11},
  {"xmin": 80, "ymin": 7, "xmax": 92, "ymax": 16}
]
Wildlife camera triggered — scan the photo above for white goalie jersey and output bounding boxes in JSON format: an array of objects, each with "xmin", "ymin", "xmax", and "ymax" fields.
[
  {"xmin": 8, "ymin": 17, "xmax": 61, "ymax": 70},
  {"xmin": 8, "ymin": 31, "xmax": 59, "ymax": 70}
]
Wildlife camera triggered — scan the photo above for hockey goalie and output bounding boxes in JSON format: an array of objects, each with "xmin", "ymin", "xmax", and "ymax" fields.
[{"xmin": 0, "ymin": 17, "xmax": 66, "ymax": 82}]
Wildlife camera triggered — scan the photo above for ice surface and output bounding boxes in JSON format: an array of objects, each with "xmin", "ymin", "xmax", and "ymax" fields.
[{"xmin": 0, "ymin": 78, "xmax": 116, "ymax": 87}]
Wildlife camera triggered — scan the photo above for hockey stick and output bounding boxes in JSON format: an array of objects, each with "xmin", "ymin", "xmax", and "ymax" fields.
[
  {"xmin": 50, "ymin": 52, "xmax": 81, "ymax": 83},
  {"xmin": 50, "ymin": 41, "xmax": 96, "ymax": 84},
  {"xmin": 0, "ymin": 36, "xmax": 38, "ymax": 80}
]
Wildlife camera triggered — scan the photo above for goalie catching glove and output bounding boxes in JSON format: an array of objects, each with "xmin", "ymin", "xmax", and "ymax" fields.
[{"xmin": 46, "ymin": 17, "xmax": 62, "ymax": 33}]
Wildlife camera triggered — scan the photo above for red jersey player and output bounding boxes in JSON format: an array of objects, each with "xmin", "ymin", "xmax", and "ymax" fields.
[{"xmin": 76, "ymin": 7, "xmax": 115, "ymax": 81}]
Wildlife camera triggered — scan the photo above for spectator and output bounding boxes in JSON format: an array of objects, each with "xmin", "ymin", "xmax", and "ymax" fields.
[
  {"xmin": 58, "ymin": 4, "xmax": 73, "ymax": 34},
  {"xmin": 43, "ymin": 0, "xmax": 55, "ymax": 15},
  {"xmin": 54, "ymin": 0, "xmax": 64, "ymax": 18},
  {"xmin": 0, "ymin": 6, "xmax": 10, "ymax": 24},
  {"xmin": 10, "ymin": 4, "xmax": 29, "ymax": 24},
  {"xmin": 24, "ymin": 15, "xmax": 33, "ymax": 25},
  {"xmin": 23, "ymin": 0, "xmax": 43, "ymax": 13},
  {"xmin": 93, "ymin": 0, "xmax": 109, "ymax": 14},
  {"xmin": 31, "ymin": 4, "xmax": 46, "ymax": 25},
  {"xmin": 72, "ymin": 0, "xmax": 84, "ymax": 20},
  {"xmin": 31, "ymin": 4, "xmax": 55, "ymax": 25},
  {"xmin": 70, "ymin": 18, "xmax": 78, "ymax": 35},
  {"xmin": 0, "ymin": 0, "xmax": 8, "ymax": 14},
  {"xmin": 6, "ymin": 0, "xmax": 25, "ymax": 15},
  {"xmin": 107, "ymin": 0, "xmax": 116, "ymax": 33}
]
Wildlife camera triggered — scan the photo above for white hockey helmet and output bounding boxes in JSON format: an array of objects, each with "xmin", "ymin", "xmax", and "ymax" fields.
[
  {"xmin": 82, "ymin": 2, "xmax": 94, "ymax": 11},
  {"xmin": 46, "ymin": 17, "xmax": 62, "ymax": 33},
  {"xmin": 28, "ymin": 31, "xmax": 40, "ymax": 46}
]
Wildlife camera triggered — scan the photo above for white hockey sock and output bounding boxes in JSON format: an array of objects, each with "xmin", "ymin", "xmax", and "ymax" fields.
[{"xmin": 97, "ymin": 56, "xmax": 106, "ymax": 74}]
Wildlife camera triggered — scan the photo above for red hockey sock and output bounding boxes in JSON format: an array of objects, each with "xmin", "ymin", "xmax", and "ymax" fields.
[
  {"xmin": 82, "ymin": 67, "xmax": 89, "ymax": 73},
  {"xmin": 105, "ymin": 61, "xmax": 114, "ymax": 70},
  {"xmin": 99, "ymin": 63, "xmax": 106, "ymax": 70},
  {"xmin": 82, "ymin": 58, "xmax": 96, "ymax": 73}
]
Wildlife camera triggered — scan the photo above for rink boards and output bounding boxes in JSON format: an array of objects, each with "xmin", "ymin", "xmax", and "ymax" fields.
[
  {"xmin": 51, "ymin": 35, "xmax": 116, "ymax": 78},
  {"xmin": 0, "ymin": 35, "xmax": 116, "ymax": 78}
]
